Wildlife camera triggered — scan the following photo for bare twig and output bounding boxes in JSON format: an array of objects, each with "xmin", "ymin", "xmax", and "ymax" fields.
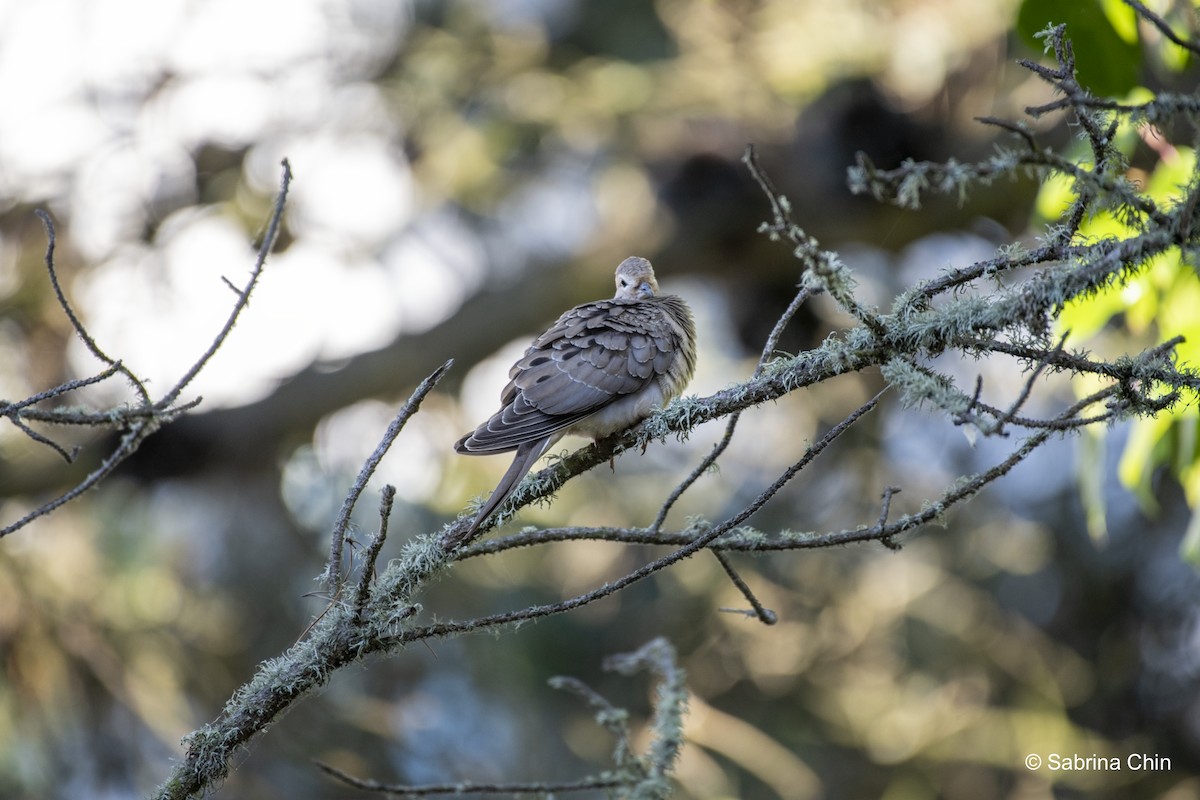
[
  {"xmin": 315, "ymin": 762, "xmax": 623, "ymax": 797},
  {"xmin": 417, "ymin": 393, "xmax": 883, "ymax": 640},
  {"xmin": 975, "ymin": 115, "xmax": 1038, "ymax": 150},
  {"xmin": 324, "ymin": 359, "xmax": 454, "ymax": 591},
  {"xmin": 316, "ymin": 639, "xmax": 685, "ymax": 798},
  {"xmin": 3, "ymin": 162, "xmax": 300, "ymax": 538},
  {"xmin": 159, "ymin": 159, "xmax": 293, "ymax": 408},
  {"xmin": 1124, "ymin": 0, "xmax": 1200, "ymax": 57},
  {"xmin": 877, "ymin": 486, "xmax": 903, "ymax": 550},
  {"xmin": 150, "ymin": 9, "xmax": 1200, "ymax": 797},
  {"xmin": 34, "ymin": 211, "xmax": 151, "ymax": 404},
  {"xmin": 1, "ymin": 363, "xmax": 122, "ymax": 416},
  {"xmin": 7, "ymin": 416, "xmax": 79, "ymax": 463},
  {"xmin": 0, "ymin": 420, "xmax": 163, "ymax": 537},
  {"xmin": 651, "ymin": 284, "xmax": 820, "ymax": 533},
  {"xmin": 744, "ymin": 144, "xmax": 888, "ymax": 338},
  {"xmin": 353, "ymin": 485, "xmax": 397, "ymax": 624},
  {"xmin": 714, "ymin": 550, "xmax": 778, "ymax": 624}
]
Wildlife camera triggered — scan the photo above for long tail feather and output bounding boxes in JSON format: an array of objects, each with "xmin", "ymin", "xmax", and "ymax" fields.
[{"xmin": 464, "ymin": 437, "xmax": 550, "ymax": 536}]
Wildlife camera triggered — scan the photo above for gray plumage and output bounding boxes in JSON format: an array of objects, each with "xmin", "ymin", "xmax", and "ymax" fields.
[{"xmin": 455, "ymin": 257, "xmax": 697, "ymax": 536}]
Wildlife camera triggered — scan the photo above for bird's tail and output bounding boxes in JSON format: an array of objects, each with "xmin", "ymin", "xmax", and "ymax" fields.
[{"xmin": 461, "ymin": 437, "xmax": 550, "ymax": 540}]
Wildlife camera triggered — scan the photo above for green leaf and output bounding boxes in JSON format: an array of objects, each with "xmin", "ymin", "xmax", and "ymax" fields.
[
  {"xmin": 1017, "ymin": 0, "xmax": 1143, "ymax": 96},
  {"xmin": 1079, "ymin": 427, "xmax": 1109, "ymax": 543},
  {"xmin": 1118, "ymin": 414, "xmax": 1175, "ymax": 515},
  {"xmin": 1181, "ymin": 509, "xmax": 1200, "ymax": 566}
]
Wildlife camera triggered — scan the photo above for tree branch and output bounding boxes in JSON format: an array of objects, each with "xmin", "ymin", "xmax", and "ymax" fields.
[{"xmin": 127, "ymin": 6, "xmax": 1200, "ymax": 794}]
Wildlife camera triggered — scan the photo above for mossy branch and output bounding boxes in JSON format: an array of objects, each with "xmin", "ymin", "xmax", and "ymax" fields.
[
  {"xmin": 0, "ymin": 161, "xmax": 293, "ymax": 539},
  {"xmin": 124, "ymin": 6, "xmax": 1200, "ymax": 796}
]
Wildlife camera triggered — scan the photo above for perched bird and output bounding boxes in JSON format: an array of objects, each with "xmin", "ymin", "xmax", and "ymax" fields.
[{"xmin": 454, "ymin": 256, "xmax": 697, "ymax": 537}]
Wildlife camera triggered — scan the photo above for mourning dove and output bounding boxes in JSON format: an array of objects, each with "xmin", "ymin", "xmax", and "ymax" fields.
[{"xmin": 455, "ymin": 256, "xmax": 697, "ymax": 536}]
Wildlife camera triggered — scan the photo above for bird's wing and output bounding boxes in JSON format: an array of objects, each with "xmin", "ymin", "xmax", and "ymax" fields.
[{"xmin": 456, "ymin": 299, "xmax": 681, "ymax": 454}]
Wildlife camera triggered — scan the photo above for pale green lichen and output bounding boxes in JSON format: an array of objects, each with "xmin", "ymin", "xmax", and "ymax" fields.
[{"xmin": 880, "ymin": 358, "xmax": 972, "ymax": 416}]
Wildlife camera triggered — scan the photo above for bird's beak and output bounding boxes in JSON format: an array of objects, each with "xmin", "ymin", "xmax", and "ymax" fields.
[{"xmin": 636, "ymin": 280, "xmax": 654, "ymax": 299}]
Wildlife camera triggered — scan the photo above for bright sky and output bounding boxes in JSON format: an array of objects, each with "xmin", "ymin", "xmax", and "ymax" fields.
[{"xmin": 0, "ymin": 0, "xmax": 501, "ymax": 407}]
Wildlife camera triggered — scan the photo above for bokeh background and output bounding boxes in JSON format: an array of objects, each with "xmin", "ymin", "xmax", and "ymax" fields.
[{"xmin": 1, "ymin": 0, "xmax": 1198, "ymax": 798}]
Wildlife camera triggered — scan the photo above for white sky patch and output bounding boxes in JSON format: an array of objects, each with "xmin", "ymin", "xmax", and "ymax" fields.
[
  {"xmin": 71, "ymin": 208, "xmax": 442, "ymax": 407},
  {"xmin": 286, "ymin": 136, "xmax": 416, "ymax": 249},
  {"xmin": 71, "ymin": 211, "xmax": 267, "ymax": 404},
  {"xmin": 380, "ymin": 211, "xmax": 490, "ymax": 334},
  {"xmin": 69, "ymin": 139, "xmax": 196, "ymax": 260},
  {"xmin": 458, "ymin": 338, "xmax": 531, "ymax": 424},
  {"xmin": 78, "ymin": 0, "xmax": 189, "ymax": 89},
  {"xmin": 167, "ymin": 0, "xmax": 330, "ymax": 77},
  {"xmin": 313, "ymin": 398, "xmax": 445, "ymax": 503},
  {"xmin": 1, "ymin": 0, "xmax": 588, "ymax": 466},
  {"xmin": 0, "ymin": 1, "xmax": 109, "ymax": 199},
  {"xmin": 0, "ymin": 0, "xmax": 430, "ymax": 411},
  {"xmin": 148, "ymin": 76, "xmax": 279, "ymax": 151},
  {"xmin": 247, "ymin": 240, "xmax": 398, "ymax": 362}
]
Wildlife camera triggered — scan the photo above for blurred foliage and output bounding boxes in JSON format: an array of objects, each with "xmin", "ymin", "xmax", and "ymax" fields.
[
  {"xmin": 1049, "ymin": 137, "xmax": 1200, "ymax": 546},
  {"xmin": 1028, "ymin": 4, "xmax": 1200, "ymax": 562},
  {"xmin": 1017, "ymin": 0, "xmax": 1195, "ymax": 96}
]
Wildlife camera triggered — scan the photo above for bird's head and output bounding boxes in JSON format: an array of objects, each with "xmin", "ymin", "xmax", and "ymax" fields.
[{"xmin": 613, "ymin": 256, "xmax": 660, "ymax": 301}]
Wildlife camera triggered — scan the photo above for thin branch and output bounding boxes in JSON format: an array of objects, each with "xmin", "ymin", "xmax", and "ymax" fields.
[
  {"xmin": 0, "ymin": 363, "xmax": 122, "ymax": 415},
  {"xmin": 786, "ymin": 383, "xmax": 1126, "ymax": 549},
  {"xmin": 911, "ymin": 245, "xmax": 1057, "ymax": 304},
  {"xmin": 744, "ymin": 144, "xmax": 889, "ymax": 338},
  {"xmin": 353, "ymin": 485, "xmax": 396, "ymax": 624},
  {"xmin": 975, "ymin": 115, "xmax": 1038, "ymax": 150},
  {"xmin": 423, "ymin": 393, "xmax": 883, "ymax": 639},
  {"xmin": 7, "ymin": 416, "xmax": 79, "ymax": 463},
  {"xmin": 0, "ymin": 365, "xmax": 127, "ymax": 461},
  {"xmin": 0, "ymin": 418, "xmax": 163, "ymax": 537},
  {"xmin": 651, "ymin": 283, "xmax": 820, "ymax": 532},
  {"xmin": 2, "ymin": 163, "xmax": 299, "ymax": 538},
  {"xmin": 1124, "ymin": 0, "xmax": 1200, "ymax": 57},
  {"xmin": 713, "ymin": 550, "xmax": 777, "ymax": 624},
  {"xmin": 315, "ymin": 762, "xmax": 624, "ymax": 797},
  {"xmin": 324, "ymin": 359, "xmax": 454, "ymax": 591},
  {"xmin": 983, "ymin": 335, "xmax": 1198, "ymax": 392},
  {"xmin": 15, "ymin": 395, "xmax": 204, "ymax": 427},
  {"xmin": 853, "ymin": 149, "xmax": 1166, "ymax": 228},
  {"xmin": 158, "ymin": 159, "xmax": 293, "ymax": 408},
  {"xmin": 995, "ymin": 334, "xmax": 1067, "ymax": 430},
  {"xmin": 876, "ymin": 486, "xmax": 902, "ymax": 550},
  {"xmin": 34, "ymin": 211, "xmax": 151, "ymax": 404}
]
